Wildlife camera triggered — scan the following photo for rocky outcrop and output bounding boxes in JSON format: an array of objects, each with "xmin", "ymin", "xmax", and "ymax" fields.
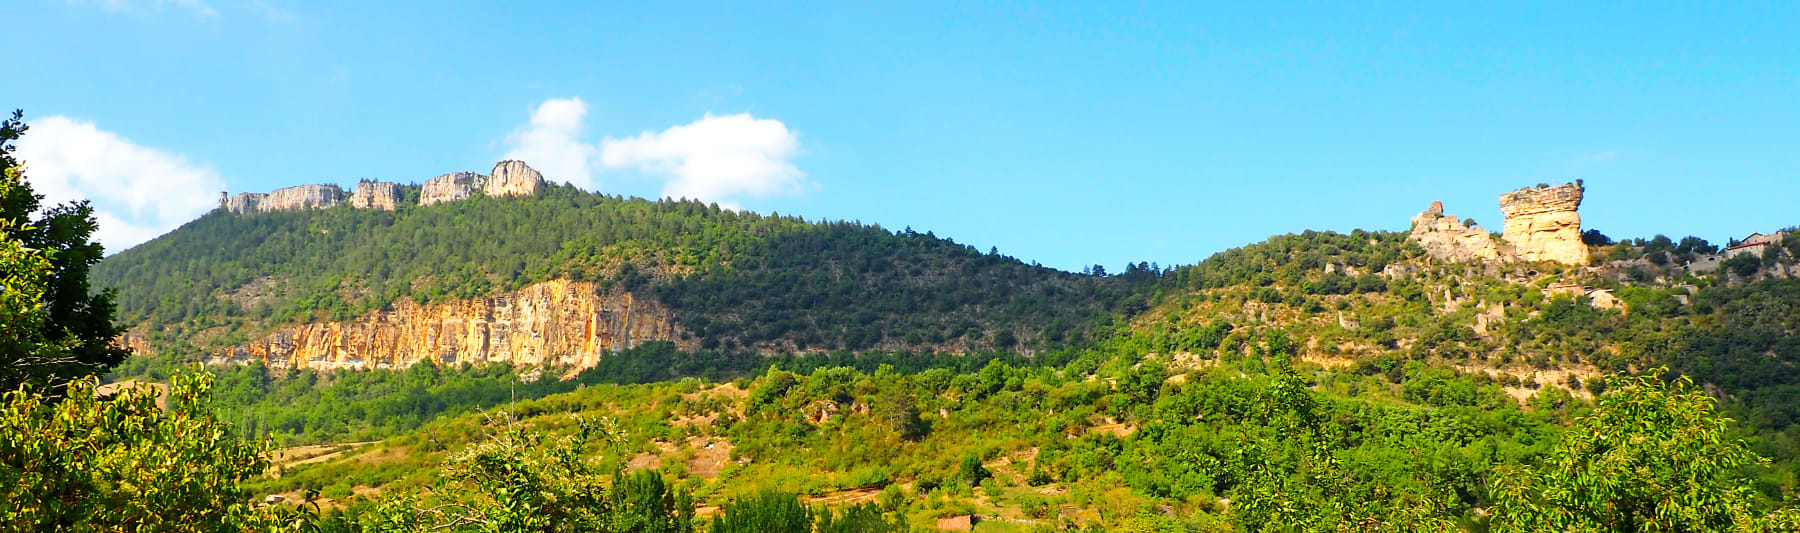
[
  {"xmin": 225, "ymin": 192, "xmax": 267, "ymax": 214},
  {"xmin": 226, "ymin": 160, "xmax": 548, "ymax": 213},
  {"xmin": 485, "ymin": 160, "xmax": 544, "ymax": 198},
  {"xmin": 210, "ymin": 280, "xmax": 687, "ymax": 370},
  {"xmin": 257, "ymin": 184, "xmax": 347, "ymax": 212},
  {"xmin": 349, "ymin": 180, "xmax": 401, "ymax": 211},
  {"xmin": 1409, "ymin": 201, "xmax": 1500, "ymax": 262},
  {"xmin": 418, "ymin": 161, "xmax": 545, "ymax": 206},
  {"xmin": 419, "ymin": 172, "xmax": 486, "ymax": 206},
  {"xmin": 226, "ymin": 184, "xmax": 348, "ymax": 213},
  {"xmin": 1500, "ymin": 182, "xmax": 1587, "ymax": 265}
]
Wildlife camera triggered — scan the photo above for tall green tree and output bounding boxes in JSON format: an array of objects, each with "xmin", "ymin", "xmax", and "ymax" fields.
[
  {"xmin": 1489, "ymin": 370, "xmax": 1800, "ymax": 532},
  {"xmin": 0, "ymin": 110, "xmax": 128, "ymax": 389},
  {"xmin": 709, "ymin": 491, "xmax": 812, "ymax": 533}
]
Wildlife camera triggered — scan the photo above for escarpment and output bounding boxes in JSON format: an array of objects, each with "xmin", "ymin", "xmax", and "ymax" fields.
[
  {"xmin": 211, "ymin": 279, "xmax": 688, "ymax": 370},
  {"xmin": 1409, "ymin": 181, "xmax": 1588, "ymax": 266},
  {"xmin": 349, "ymin": 180, "xmax": 402, "ymax": 211},
  {"xmin": 223, "ymin": 160, "xmax": 547, "ymax": 213},
  {"xmin": 420, "ymin": 161, "xmax": 545, "ymax": 206},
  {"xmin": 420, "ymin": 172, "xmax": 486, "ymax": 206}
]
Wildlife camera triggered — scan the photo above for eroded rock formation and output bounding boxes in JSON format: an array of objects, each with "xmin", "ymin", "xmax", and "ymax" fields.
[
  {"xmin": 211, "ymin": 279, "xmax": 687, "ymax": 370},
  {"xmin": 349, "ymin": 180, "xmax": 402, "ymax": 211},
  {"xmin": 224, "ymin": 160, "xmax": 548, "ymax": 213},
  {"xmin": 225, "ymin": 192, "xmax": 267, "ymax": 214},
  {"xmin": 485, "ymin": 160, "xmax": 544, "ymax": 198},
  {"xmin": 262, "ymin": 184, "xmax": 347, "ymax": 212},
  {"xmin": 1409, "ymin": 201, "xmax": 1500, "ymax": 262},
  {"xmin": 418, "ymin": 161, "xmax": 546, "ymax": 206},
  {"xmin": 1408, "ymin": 182, "xmax": 1590, "ymax": 265},
  {"xmin": 1500, "ymin": 182, "xmax": 1587, "ymax": 265},
  {"xmin": 420, "ymin": 171, "xmax": 487, "ymax": 206}
]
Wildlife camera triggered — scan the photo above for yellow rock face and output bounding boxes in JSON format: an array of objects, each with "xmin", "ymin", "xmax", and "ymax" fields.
[
  {"xmin": 210, "ymin": 279, "xmax": 688, "ymax": 370},
  {"xmin": 1499, "ymin": 183, "xmax": 1588, "ymax": 265}
]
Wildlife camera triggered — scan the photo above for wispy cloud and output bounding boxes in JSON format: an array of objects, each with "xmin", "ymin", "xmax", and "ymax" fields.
[{"xmin": 15, "ymin": 116, "xmax": 226, "ymax": 253}]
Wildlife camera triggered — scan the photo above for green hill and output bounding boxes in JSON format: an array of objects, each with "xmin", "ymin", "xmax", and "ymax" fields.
[{"xmin": 93, "ymin": 184, "xmax": 1150, "ymax": 359}]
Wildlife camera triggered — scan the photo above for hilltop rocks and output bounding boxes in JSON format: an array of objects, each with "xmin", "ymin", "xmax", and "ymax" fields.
[
  {"xmin": 485, "ymin": 160, "xmax": 544, "ymax": 198},
  {"xmin": 262, "ymin": 184, "xmax": 347, "ymax": 211},
  {"xmin": 420, "ymin": 172, "xmax": 486, "ymax": 206},
  {"xmin": 210, "ymin": 279, "xmax": 687, "ymax": 370},
  {"xmin": 419, "ymin": 161, "xmax": 546, "ymax": 206},
  {"xmin": 224, "ymin": 160, "xmax": 549, "ymax": 213},
  {"xmin": 1409, "ymin": 201, "xmax": 1500, "ymax": 262},
  {"xmin": 1408, "ymin": 182, "xmax": 1590, "ymax": 266},
  {"xmin": 227, "ymin": 184, "xmax": 351, "ymax": 213},
  {"xmin": 349, "ymin": 180, "xmax": 402, "ymax": 211},
  {"xmin": 1500, "ymin": 182, "xmax": 1588, "ymax": 265},
  {"xmin": 224, "ymin": 192, "xmax": 267, "ymax": 214}
]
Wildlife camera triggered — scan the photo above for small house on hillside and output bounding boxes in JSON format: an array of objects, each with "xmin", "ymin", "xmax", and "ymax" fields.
[{"xmin": 1725, "ymin": 232, "xmax": 1785, "ymax": 259}]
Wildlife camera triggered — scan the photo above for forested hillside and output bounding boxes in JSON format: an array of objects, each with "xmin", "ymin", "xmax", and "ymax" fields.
[
  {"xmin": 78, "ymin": 159, "xmax": 1800, "ymax": 530},
  {"xmin": 93, "ymin": 185, "xmax": 1150, "ymax": 359}
]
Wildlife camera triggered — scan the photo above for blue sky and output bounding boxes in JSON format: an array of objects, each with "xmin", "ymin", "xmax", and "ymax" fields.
[{"xmin": 7, "ymin": 1, "xmax": 1798, "ymax": 271}]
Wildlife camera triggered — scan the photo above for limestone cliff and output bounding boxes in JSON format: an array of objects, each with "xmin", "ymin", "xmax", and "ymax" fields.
[
  {"xmin": 419, "ymin": 161, "xmax": 545, "ymax": 206},
  {"xmin": 349, "ymin": 180, "xmax": 402, "ymax": 211},
  {"xmin": 420, "ymin": 172, "xmax": 486, "ymax": 206},
  {"xmin": 262, "ymin": 184, "xmax": 347, "ymax": 212},
  {"xmin": 210, "ymin": 279, "xmax": 688, "ymax": 370},
  {"xmin": 1409, "ymin": 201, "xmax": 1500, "ymax": 262},
  {"xmin": 225, "ymin": 192, "xmax": 267, "ymax": 214},
  {"xmin": 225, "ymin": 160, "xmax": 546, "ymax": 213},
  {"xmin": 485, "ymin": 160, "xmax": 544, "ymax": 198},
  {"xmin": 1499, "ymin": 182, "xmax": 1587, "ymax": 265}
]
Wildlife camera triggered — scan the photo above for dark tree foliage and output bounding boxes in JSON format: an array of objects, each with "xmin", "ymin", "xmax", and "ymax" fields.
[
  {"xmin": 0, "ymin": 110, "xmax": 128, "ymax": 389},
  {"xmin": 1580, "ymin": 229, "xmax": 1613, "ymax": 246}
]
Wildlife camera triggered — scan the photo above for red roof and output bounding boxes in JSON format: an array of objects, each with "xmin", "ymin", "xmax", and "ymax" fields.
[{"xmin": 1726, "ymin": 241, "xmax": 1770, "ymax": 251}]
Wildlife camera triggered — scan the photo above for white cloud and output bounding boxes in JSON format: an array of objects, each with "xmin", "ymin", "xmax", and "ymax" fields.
[
  {"xmin": 14, "ymin": 116, "xmax": 225, "ymax": 253},
  {"xmin": 600, "ymin": 113, "xmax": 806, "ymax": 206},
  {"xmin": 502, "ymin": 98, "xmax": 598, "ymax": 189}
]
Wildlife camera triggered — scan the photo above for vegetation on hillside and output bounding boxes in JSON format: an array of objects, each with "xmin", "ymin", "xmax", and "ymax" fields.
[
  {"xmin": 9, "ymin": 102, "xmax": 1800, "ymax": 530},
  {"xmin": 93, "ymin": 185, "xmax": 1149, "ymax": 356}
]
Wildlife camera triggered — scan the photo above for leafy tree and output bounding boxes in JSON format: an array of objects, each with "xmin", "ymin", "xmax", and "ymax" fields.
[
  {"xmin": 814, "ymin": 503, "xmax": 907, "ymax": 533},
  {"xmin": 1489, "ymin": 370, "xmax": 1800, "ymax": 531},
  {"xmin": 0, "ymin": 110, "xmax": 128, "ymax": 389},
  {"xmin": 0, "ymin": 372, "xmax": 280, "ymax": 532},
  {"xmin": 608, "ymin": 469, "xmax": 695, "ymax": 533},
  {"xmin": 709, "ymin": 491, "xmax": 812, "ymax": 533},
  {"xmin": 366, "ymin": 414, "xmax": 633, "ymax": 532},
  {"xmin": 872, "ymin": 385, "xmax": 928, "ymax": 441}
]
